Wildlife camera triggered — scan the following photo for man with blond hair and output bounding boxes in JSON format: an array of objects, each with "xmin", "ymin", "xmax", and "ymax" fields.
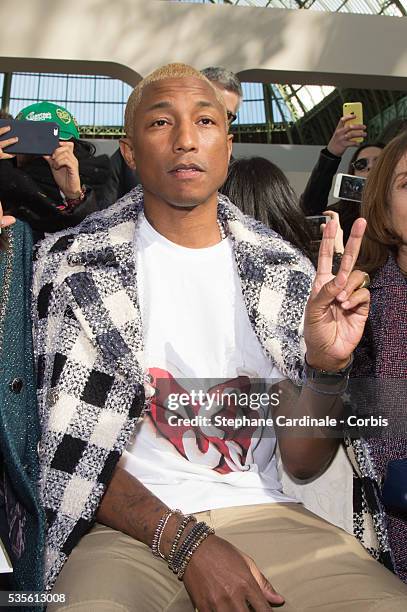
[{"xmin": 33, "ymin": 63, "xmax": 407, "ymax": 611}]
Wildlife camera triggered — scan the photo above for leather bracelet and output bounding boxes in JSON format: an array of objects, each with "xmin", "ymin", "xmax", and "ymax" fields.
[
  {"xmin": 177, "ymin": 527, "xmax": 215, "ymax": 581},
  {"xmin": 167, "ymin": 514, "xmax": 196, "ymax": 568}
]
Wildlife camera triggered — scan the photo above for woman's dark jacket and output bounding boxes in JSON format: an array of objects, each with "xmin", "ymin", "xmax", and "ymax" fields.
[{"xmin": 0, "ymin": 221, "xmax": 45, "ymax": 600}]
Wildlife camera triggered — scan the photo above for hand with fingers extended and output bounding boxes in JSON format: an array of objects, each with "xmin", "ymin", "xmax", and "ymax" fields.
[
  {"xmin": 304, "ymin": 217, "xmax": 370, "ymax": 372},
  {"xmin": 0, "ymin": 125, "xmax": 18, "ymax": 160},
  {"xmin": 327, "ymin": 115, "xmax": 367, "ymax": 158},
  {"xmin": 183, "ymin": 535, "xmax": 284, "ymax": 611},
  {"xmin": 43, "ymin": 140, "xmax": 81, "ymax": 200}
]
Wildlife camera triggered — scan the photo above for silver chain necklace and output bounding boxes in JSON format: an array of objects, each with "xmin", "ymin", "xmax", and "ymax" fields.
[{"xmin": 217, "ymin": 219, "xmax": 227, "ymax": 241}]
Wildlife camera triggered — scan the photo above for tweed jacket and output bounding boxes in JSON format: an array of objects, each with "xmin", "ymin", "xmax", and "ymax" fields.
[
  {"xmin": 32, "ymin": 187, "xmax": 398, "ymax": 588},
  {"xmin": 32, "ymin": 186, "xmax": 315, "ymax": 589}
]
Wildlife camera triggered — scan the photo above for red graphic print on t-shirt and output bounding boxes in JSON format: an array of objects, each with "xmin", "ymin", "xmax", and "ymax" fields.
[{"xmin": 146, "ymin": 367, "xmax": 265, "ymax": 474}]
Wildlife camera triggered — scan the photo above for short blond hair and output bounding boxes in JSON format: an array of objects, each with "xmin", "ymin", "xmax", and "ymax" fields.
[{"xmin": 124, "ymin": 63, "xmax": 228, "ymax": 136}]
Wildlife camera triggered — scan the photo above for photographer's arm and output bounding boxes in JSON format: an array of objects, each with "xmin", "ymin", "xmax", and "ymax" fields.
[
  {"xmin": 300, "ymin": 148, "xmax": 341, "ymax": 215},
  {"xmin": 300, "ymin": 115, "xmax": 366, "ymax": 216}
]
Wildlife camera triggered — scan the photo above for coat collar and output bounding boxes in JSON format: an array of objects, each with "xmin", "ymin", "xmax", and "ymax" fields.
[
  {"xmin": 56, "ymin": 186, "xmax": 314, "ymax": 384},
  {"xmin": 64, "ymin": 186, "xmax": 303, "ymax": 268}
]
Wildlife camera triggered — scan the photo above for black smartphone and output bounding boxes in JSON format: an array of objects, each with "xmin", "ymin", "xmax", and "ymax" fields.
[
  {"xmin": 0, "ymin": 119, "xmax": 60, "ymax": 155},
  {"xmin": 305, "ymin": 215, "xmax": 329, "ymax": 241}
]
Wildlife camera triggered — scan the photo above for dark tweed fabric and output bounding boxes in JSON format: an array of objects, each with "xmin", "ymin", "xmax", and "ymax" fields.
[{"xmin": 353, "ymin": 254, "xmax": 407, "ymax": 582}]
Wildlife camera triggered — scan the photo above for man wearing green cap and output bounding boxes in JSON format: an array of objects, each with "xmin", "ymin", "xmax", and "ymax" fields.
[{"xmin": 0, "ymin": 101, "xmax": 111, "ymax": 235}]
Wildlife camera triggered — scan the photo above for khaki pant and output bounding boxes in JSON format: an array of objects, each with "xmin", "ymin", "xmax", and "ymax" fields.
[{"xmin": 48, "ymin": 503, "xmax": 407, "ymax": 612}]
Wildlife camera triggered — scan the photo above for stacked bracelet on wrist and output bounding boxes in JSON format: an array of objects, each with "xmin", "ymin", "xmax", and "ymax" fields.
[
  {"xmin": 170, "ymin": 521, "xmax": 215, "ymax": 580},
  {"xmin": 167, "ymin": 514, "xmax": 196, "ymax": 568},
  {"xmin": 151, "ymin": 511, "xmax": 214, "ymax": 581},
  {"xmin": 176, "ymin": 527, "xmax": 214, "ymax": 580},
  {"xmin": 151, "ymin": 509, "xmax": 182, "ymax": 558}
]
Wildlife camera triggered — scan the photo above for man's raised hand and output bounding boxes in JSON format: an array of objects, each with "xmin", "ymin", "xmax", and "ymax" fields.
[{"xmin": 304, "ymin": 217, "xmax": 370, "ymax": 371}]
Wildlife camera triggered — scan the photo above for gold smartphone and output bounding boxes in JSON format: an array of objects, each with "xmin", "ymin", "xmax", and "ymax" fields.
[{"xmin": 343, "ymin": 102, "xmax": 363, "ymax": 143}]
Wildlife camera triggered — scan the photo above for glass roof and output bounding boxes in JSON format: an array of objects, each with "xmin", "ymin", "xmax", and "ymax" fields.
[
  {"xmin": 172, "ymin": 0, "xmax": 405, "ymax": 122},
  {"xmin": 171, "ymin": 0, "xmax": 407, "ymax": 17}
]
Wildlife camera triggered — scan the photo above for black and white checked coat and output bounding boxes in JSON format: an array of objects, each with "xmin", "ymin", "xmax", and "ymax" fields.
[{"xmin": 32, "ymin": 187, "xmax": 390, "ymax": 589}]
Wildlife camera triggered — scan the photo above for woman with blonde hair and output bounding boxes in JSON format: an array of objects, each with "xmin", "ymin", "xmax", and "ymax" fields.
[{"xmin": 354, "ymin": 130, "xmax": 407, "ymax": 582}]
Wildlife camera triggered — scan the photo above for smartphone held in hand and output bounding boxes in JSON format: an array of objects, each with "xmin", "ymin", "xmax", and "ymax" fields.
[
  {"xmin": 0, "ymin": 119, "xmax": 60, "ymax": 155},
  {"xmin": 305, "ymin": 215, "xmax": 329, "ymax": 241},
  {"xmin": 333, "ymin": 173, "xmax": 366, "ymax": 203},
  {"xmin": 343, "ymin": 102, "xmax": 363, "ymax": 143}
]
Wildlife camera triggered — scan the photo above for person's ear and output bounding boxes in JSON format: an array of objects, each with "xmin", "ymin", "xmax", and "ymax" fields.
[{"xmin": 119, "ymin": 138, "xmax": 137, "ymax": 170}]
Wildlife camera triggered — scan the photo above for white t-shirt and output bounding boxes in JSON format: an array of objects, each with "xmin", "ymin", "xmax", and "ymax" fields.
[{"xmin": 120, "ymin": 214, "xmax": 297, "ymax": 513}]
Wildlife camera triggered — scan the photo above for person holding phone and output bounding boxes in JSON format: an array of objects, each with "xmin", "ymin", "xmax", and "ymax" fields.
[
  {"xmin": 300, "ymin": 109, "xmax": 384, "ymax": 241},
  {"xmin": 0, "ymin": 102, "xmax": 112, "ymax": 236}
]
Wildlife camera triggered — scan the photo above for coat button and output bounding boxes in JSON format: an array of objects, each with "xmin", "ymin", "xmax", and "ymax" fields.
[{"xmin": 9, "ymin": 378, "xmax": 23, "ymax": 393}]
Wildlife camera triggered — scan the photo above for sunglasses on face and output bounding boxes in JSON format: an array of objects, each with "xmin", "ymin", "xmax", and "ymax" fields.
[
  {"xmin": 352, "ymin": 156, "xmax": 377, "ymax": 172},
  {"xmin": 227, "ymin": 110, "xmax": 237, "ymax": 124}
]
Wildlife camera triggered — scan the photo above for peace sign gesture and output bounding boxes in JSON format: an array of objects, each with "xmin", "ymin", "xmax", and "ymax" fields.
[{"xmin": 304, "ymin": 217, "xmax": 370, "ymax": 372}]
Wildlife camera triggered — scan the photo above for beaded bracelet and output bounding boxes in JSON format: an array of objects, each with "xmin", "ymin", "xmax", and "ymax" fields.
[
  {"xmin": 170, "ymin": 521, "xmax": 209, "ymax": 574},
  {"xmin": 177, "ymin": 527, "xmax": 215, "ymax": 580},
  {"xmin": 65, "ymin": 186, "xmax": 86, "ymax": 209},
  {"xmin": 151, "ymin": 509, "xmax": 181, "ymax": 558},
  {"xmin": 167, "ymin": 514, "xmax": 196, "ymax": 569}
]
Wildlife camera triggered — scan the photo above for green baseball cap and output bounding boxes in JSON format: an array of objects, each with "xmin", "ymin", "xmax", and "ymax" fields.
[{"xmin": 16, "ymin": 101, "xmax": 80, "ymax": 140}]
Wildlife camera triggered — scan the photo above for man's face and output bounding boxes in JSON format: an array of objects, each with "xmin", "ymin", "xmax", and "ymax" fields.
[{"xmin": 122, "ymin": 76, "xmax": 232, "ymax": 209}]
